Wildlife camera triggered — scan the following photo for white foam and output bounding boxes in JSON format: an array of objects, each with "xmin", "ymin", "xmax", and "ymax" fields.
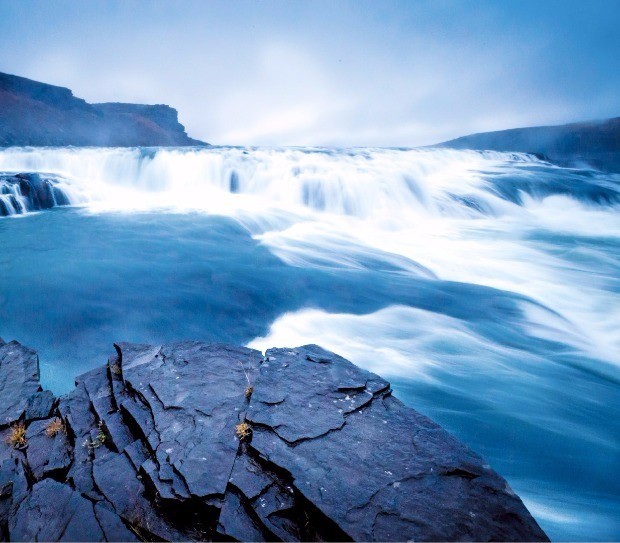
[
  {"xmin": 249, "ymin": 305, "xmax": 539, "ymax": 383},
  {"xmin": 1, "ymin": 146, "xmax": 618, "ymax": 365},
  {"xmin": 0, "ymin": 146, "xmax": 530, "ymax": 217}
]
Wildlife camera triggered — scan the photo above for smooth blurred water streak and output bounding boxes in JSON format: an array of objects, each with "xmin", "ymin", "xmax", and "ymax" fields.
[{"xmin": 0, "ymin": 146, "xmax": 619, "ymax": 540}]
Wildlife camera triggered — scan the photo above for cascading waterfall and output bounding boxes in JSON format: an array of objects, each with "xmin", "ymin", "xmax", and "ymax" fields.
[
  {"xmin": 0, "ymin": 146, "xmax": 544, "ymax": 217},
  {"xmin": 0, "ymin": 179, "xmax": 26, "ymax": 215},
  {"xmin": 0, "ymin": 145, "xmax": 616, "ymax": 221},
  {"xmin": 0, "ymin": 172, "xmax": 75, "ymax": 216}
]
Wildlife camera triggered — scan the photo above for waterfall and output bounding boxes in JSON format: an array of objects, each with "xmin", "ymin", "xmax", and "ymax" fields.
[
  {"xmin": 0, "ymin": 146, "xmax": 548, "ymax": 218},
  {"xmin": 0, "ymin": 173, "xmax": 73, "ymax": 216}
]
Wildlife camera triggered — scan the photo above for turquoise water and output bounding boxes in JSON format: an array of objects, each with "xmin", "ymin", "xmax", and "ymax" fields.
[{"xmin": 0, "ymin": 146, "xmax": 619, "ymax": 540}]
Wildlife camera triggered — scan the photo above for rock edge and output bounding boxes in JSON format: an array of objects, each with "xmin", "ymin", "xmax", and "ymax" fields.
[{"xmin": 0, "ymin": 338, "xmax": 549, "ymax": 542}]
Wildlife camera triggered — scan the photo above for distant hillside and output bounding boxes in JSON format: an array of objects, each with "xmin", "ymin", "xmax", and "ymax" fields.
[
  {"xmin": 0, "ymin": 72, "xmax": 207, "ymax": 147},
  {"xmin": 439, "ymin": 117, "xmax": 620, "ymax": 172}
]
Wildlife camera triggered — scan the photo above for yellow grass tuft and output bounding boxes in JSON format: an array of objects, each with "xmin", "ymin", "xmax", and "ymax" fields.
[
  {"xmin": 239, "ymin": 358, "xmax": 254, "ymax": 399},
  {"xmin": 235, "ymin": 422, "xmax": 252, "ymax": 441},
  {"xmin": 45, "ymin": 417, "xmax": 65, "ymax": 438},
  {"xmin": 6, "ymin": 422, "xmax": 27, "ymax": 448}
]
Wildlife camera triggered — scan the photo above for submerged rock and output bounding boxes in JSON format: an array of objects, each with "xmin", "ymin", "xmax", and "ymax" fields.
[{"xmin": 0, "ymin": 339, "xmax": 549, "ymax": 541}]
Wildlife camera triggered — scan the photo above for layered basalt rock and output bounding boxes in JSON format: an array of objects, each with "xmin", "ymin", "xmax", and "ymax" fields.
[{"xmin": 0, "ymin": 337, "xmax": 549, "ymax": 541}]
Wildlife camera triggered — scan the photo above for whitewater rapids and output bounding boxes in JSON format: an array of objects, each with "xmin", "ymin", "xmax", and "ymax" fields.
[{"xmin": 1, "ymin": 146, "xmax": 619, "ymax": 366}]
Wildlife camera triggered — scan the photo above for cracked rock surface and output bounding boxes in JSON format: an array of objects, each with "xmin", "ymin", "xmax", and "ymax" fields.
[{"xmin": 0, "ymin": 337, "xmax": 549, "ymax": 541}]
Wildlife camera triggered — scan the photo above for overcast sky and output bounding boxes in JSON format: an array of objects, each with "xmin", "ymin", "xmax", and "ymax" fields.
[{"xmin": 1, "ymin": 0, "xmax": 618, "ymax": 146}]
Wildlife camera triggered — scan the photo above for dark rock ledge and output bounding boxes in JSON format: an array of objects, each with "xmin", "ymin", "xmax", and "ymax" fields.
[
  {"xmin": 0, "ymin": 337, "xmax": 549, "ymax": 542},
  {"xmin": 0, "ymin": 173, "xmax": 71, "ymax": 217}
]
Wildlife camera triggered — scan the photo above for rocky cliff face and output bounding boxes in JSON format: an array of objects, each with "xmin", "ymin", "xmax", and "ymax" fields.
[
  {"xmin": 0, "ymin": 72, "xmax": 206, "ymax": 147},
  {"xmin": 439, "ymin": 117, "xmax": 620, "ymax": 172},
  {"xmin": 0, "ymin": 338, "xmax": 549, "ymax": 542}
]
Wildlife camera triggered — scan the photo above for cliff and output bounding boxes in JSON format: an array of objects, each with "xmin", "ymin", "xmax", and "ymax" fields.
[
  {"xmin": 0, "ymin": 337, "xmax": 548, "ymax": 541},
  {"xmin": 439, "ymin": 117, "xmax": 620, "ymax": 172},
  {"xmin": 0, "ymin": 72, "xmax": 206, "ymax": 147}
]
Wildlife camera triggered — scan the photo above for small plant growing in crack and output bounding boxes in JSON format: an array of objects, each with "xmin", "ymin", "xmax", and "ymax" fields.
[
  {"xmin": 84, "ymin": 421, "xmax": 108, "ymax": 449},
  {"xmin": 6, "ymin": 422, "xmax": 27, "ymax": 449},
  {"xmin": 45, "ymin": 417, "xmax": 65, "ymax": 438},
  {"xmin": 238, "ymin": 355, "xmax": 254, "ymax": 399},
  {"xmin": 235, "ymin": 421, "xmax": 252, "ymax": 441}
]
